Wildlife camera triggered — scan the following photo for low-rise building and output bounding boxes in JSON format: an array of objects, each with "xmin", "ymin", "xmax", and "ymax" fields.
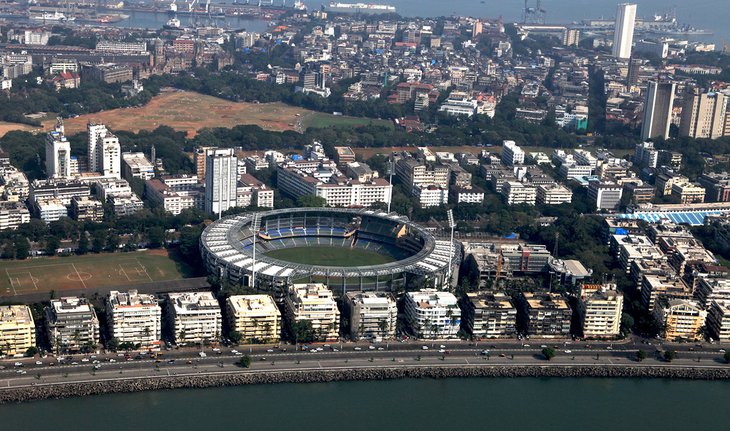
[
  {"xmin": 580, "ymin": 284, "xmax": 624, "ymax": 338},
  {"xmin": 413, "ymin": 185, "xmax": 448, "ymax": 208},
  {"xmin": 449, "ymin": 185, "xmax": 484, "ymax": 204},
  {"xmin": 501, "ymin": 181, "xmax": 536, "ymax": 205},
  {"xmin": 0, "ymin": 201, "xmax": 31, "ymax": 230},
  {"xmin": 107, "ymin": 290, "xmax": 162, "ymax": 350},
  {"xmin": 653, "ymin": 297, "xmax": 707, "ymax": 341},
  {"xmin": 0, "ymin": 305, "xmax": 36, "ymax": 356},
  {"xmin": 284, "ymin": 284, "xmax": 340, "ymax": 342},
  {"xmin": 167, "ymin": 291, "xmax": 223, "ymax": 345},
  {"xmin": 671, "ymin": 181, "xmax": 705, "ymax": 204},
  {"xmin": 238, "ymin": 173, "xmax": 275, "ymax": 209},
  {"xmin": 536, "ymin": 183, "xmax": 573, "ymax": 205},
  {"xmin": 45, "ymin": 297, "xmax": 100, "ymax": 353},
  {"xmin": 404, "ymin": 289, "xmax": 461, "ymax": 339},
  {"xmin": 641, "ymin": 274, "xmax": 693, "ymax": 311},
  {"xmin": 694, "ymin": 277, "xmax": 730, "ymax": 309},
  {"xmin": 522, "ymin": 293, "xmax": 572, "ymax": 337},
  {"xmin": 344, "ymin": 291, "xmax": 397, "ymax": 340},
  {"xmin": 122, "ymin": 152, "xmax": 155, "ymax": 181},
  {"xmin": 588, "ymin": 180, "xmax": 623, "ymax": 211},
  {"xmin": 226, "ymin": 295, "xmax": 281, "ymax": 343},
  {"xmin": 462, "ymin": 291, "xmax": 517, "ymax": 338},
  {"xmin": 610, "ymin": 234, "xmax": 664, "ymax": 273},
  {"xmin": 69, "ymin": 196, "xmax": 104, "ymax": 222}
]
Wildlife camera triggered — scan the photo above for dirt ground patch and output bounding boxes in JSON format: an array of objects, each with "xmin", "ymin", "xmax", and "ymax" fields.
[
  {"xmin": 45, "ymin": 90, "xmax": 315, "ymax": 136},
  {"xmin": 0, "ymin": 122, "xmax": 41, "ymax": 138}
]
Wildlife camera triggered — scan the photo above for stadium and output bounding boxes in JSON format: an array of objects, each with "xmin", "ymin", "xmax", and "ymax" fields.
[{"xmin": 200, "ymin": 208, "xmax": 460, "ymax": 293}]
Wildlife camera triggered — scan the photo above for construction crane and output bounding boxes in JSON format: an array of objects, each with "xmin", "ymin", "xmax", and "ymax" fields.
[{"xmin": 522, "ymin": 0, "xmax": 546, "ymax": 24}]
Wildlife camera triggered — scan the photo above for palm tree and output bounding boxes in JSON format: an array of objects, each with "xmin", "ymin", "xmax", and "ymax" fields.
[{"xmin": 377, "ymin": 319, "xmax": 388, "ymax": 338}]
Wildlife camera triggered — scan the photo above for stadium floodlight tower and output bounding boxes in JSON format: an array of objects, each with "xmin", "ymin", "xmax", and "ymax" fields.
[
  {"xmin": 251, "ymin": 212, "xmax": 258, "ymax": 289},
  {"xmin": 446, "ymin": 209, "xmax": 456, "ymax": 288}
]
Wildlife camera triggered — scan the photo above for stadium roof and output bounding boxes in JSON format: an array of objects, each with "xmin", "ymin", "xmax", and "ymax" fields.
[{"xmin": 616, "ymin": 210, "xmax": 730, "ymax": 226}]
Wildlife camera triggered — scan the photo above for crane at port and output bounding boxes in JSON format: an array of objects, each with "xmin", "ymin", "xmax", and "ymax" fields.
[
  {"xmin": 521, "ymin": 0, "xmax": 546, "ymax": 25},
  {"xmin": 169, "ymin": 0, "xmax": 177, "ymax": 13}
]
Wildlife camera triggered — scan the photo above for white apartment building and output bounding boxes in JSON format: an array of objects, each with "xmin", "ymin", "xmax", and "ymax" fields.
[
  {"xmin": 88, "ymin": 123, "xmax": 121, "ymax": 178},
  {"xmin": 449, "ymin": 186, "xmax": 485, "ymax": 204},
  {"xmin": 695, "ymin": 277, "xmax": 730, "ymax": 309},
  {"xmin": 45, "ymin": 297, "xmax": 100, "ymax": 353},
  {"xmin": 0, "ymin": 201, "xmax": 31, "ymax": 230},
  {"xmin": 34, "ymin": 198, "xmax": 68, "ymax": 223},
  {"xmin": 395, "ymin": 157, "xmax": 450, "ymax": 189},
  {"xmin": 559, "ymin": 163, "xmax": 593, "ymax": 180},
  {"xmin": 501, "ymin": 140, "xmax": 525, "ymax": 166},
  {"xmin": 45, "ymin": 125, "xmax": 71, "ymax": 179},
  {"xmin": 580, "ymin": 284, "xmax": 624, "ymax": 338},
  {"xmin": 588, "ymin": 180, "xmax": 623, "ymax": 211},
  {"xmin": 145, "ymin": 179, "xmax": 197, "ymax": 215},
  {"xmin": 613, "ymin": 3, "xmax": 637, "ymax": 59},
  {"xmin": 0, "ymin": 305, "xmax": 36, "ymax": 356},
  {"xmin": 277, "ymin": 163, "xmax": 392, "ymax": 208},
  {"xmin": 404, "ymin": 289, "xmax": 461, "ymax": 339},
  {"xmin": 501, "ymin": 181, "xmax": 536, "ymax": 205},
  {"xmin": 284, "ymin": 284, "xmax": 340, "ymax": 342},
  {"xmin": 122, "ymin": 152, "xmax": 155, "ymax": 181},
  {"xmin": 536, "ymin": 183, "xmax": 573, "ymax": 205},
  {"xmin": 107, "ymin": 290, "xmax": 162, "ymax": 350},
  {"xmin": 226, "ymin": 295, "xmax": 281, "ymax": 343},
  {"xmin": 345, "ymin": 291, "xmax": 397, "ymax": 340},
  {"xmin": 653, "ymin": 298, "xmax": 707, "ymax": 341},
  {"xmin": 205, "ymin": 148, "xmax": 238, "ymax": 216},
  {"xmin": 707, "ymin": 300, "xmax": 730, "ymax": 342},
  {"xmin": 610, "ymin": 234, "xmax": 664, "ymax": 273},
  {"xmin": 168, "ymin": 291, "xmax": 223, "ymax": 345},
  {"xmin": 239, "ymin": 174, "xmax": 275, "ymax": 209},
  {"xmin": 413, "ymin": 185, "xmax": 448, "ymax": 208}
]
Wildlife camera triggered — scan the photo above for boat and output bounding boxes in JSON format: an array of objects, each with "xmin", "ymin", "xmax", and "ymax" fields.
[
  {"xmin": 326, "ymin": 2, "xmax": 396, "ymax": 14},
  {"xmin": 164, "ymin": 17, "xmax": 181, "ymax": 29},
  {"xmin": 30, "ymin": 11, "xmax": 75, "ymax": 21}
]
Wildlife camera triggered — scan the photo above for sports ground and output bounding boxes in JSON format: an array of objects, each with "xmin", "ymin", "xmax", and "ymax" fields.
[
  {"xmin": 0, "ymin": 250, "xmax": 186, "ymax": 297},
  {"xmin": 264, "ymin": 246, "xmax": 396, "ymax": 267}
]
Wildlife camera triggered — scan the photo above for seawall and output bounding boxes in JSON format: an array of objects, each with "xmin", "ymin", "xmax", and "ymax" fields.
[{"xmin": 2, "ymin": 364, "xmax": 730, "ymax": 404}]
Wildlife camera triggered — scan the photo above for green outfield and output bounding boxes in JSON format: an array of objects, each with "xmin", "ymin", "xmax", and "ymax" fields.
[
  {"xmin": 0, "ymin": 250, "xmax": 186, "ymax": 297},
  {"xmin": 264, "ymin": 246, "xmax": 396, "ymax": 267}
]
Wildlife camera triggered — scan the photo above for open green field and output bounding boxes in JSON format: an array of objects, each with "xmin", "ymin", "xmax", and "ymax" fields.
[
  {"xmin": 302, "ymin": 113, "xmax": 394, "ymax": 130},
  {"xmin": 265, "ymin": 246, "xmax": 395, "ymax": 267},
  {"xmin": 0, "ymin": 250, "xmax": 186, "ymax": 297}
]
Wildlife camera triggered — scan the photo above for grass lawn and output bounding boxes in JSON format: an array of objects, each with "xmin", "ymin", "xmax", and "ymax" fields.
[
  {"xmin": 0, "ymin": 249, "xmax": 188, "ymax": 297},
  {"xmin": 265, "ymin": 246, "xmax": 395, "ymax": 267},
  {"xmin": 302, "ymin": 113, "xmax": 394, "ymax": 130}
]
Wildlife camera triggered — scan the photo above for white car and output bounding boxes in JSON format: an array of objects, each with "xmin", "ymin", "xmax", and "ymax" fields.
[
  {"xmin": 368, "ymin": 346, "xmax": 375, "ymax": 350},
  {"xmin": 35, "ymin": 361, "xmax": 43, "ymax": 365},
  {"xmin": 231, "ymin": 350, "xmax": 239, "ymax": 354},
  {"xmin": 422, "ymin": 346, "xmax": 429, "ymax": 350},
  {"xmin": 354, "ymin": 347, "xmax": 362, "ymax": 351},
  {"xmin": 564, "ymin": 350, "xmax": 572, "ymax": 354},
  {"xmin": 266, "ymin": 349, "xmax": 274, "ymax": 353}
]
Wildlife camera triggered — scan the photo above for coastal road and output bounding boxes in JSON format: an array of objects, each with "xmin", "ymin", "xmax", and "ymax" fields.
[{"xmin": 1, "ymin": 343, "xmax": 728, "ymax": 390}]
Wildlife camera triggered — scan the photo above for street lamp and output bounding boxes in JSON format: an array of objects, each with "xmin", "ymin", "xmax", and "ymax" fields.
[{"xmin": 446, "ymin": 209, "xmax": 456, "ymax": 289}]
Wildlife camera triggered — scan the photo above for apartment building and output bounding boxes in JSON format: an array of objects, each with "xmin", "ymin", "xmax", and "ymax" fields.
[
  {"xmin": 588, "ymin": 180, "xmax": 623, "ymax": 211},
  {"xmin": 707, "ymin": 300, "xmax": 730, "ymax": 342},
  {"xmin": 653, "ymin": 297, "xmax": 707, "ymax": 341},
  {"xmin": 344, "ymin": 291, "xmax": 397, "ymax": 340},
  {"xmin": 695, "ymin": 277, "xmax": 730, "ymax": 309},
  {"xmin": 122, "ymin": 152, "xmax": 155, "ymax": 181},
  {"xmin": 610, "ymin": 234, "xmax": 664, "ymax": 273},
  {"xmin": 413, "ymin": 184, "xmax": 448, "ymax": 208},
  {"xmin": 0, "ymin": 201, "xmax": 31, "ymax": 230},
  {"xmin": 462, "ymin": 291, "xmax": 517, "ymax": 338},
  {"xmin": 226, "ymin": 295, "xmax": 281, "ymax": 343},
  {"xmin": 238, "ymin": 173, "xmax": 275, "ymax": 209},
  {"xmin": 501, "ymin": 140, "xmax": 525, "ymax": 166},
  {"xmin": 0, "ymin": 305, "xmax": 36, "ymax": 356},
  {"xmin": 501, "ymin": 181, "xmax": 536, "ymax": 205},
  {"xmin": 45, "ymin": 297, "xmax": 100, "ymax": 353},
  {"xmin": 670, "ymin": 181, "xmax": 706, "ymax": 204},
  {"xmin": 449, "ymin": 185, "xmax": 485, "ymax": 204},
  {"xmin": 404, "ymin": 289, "xmax": 461, "ymax": 339},
  {"xmin": 69, "ymin": 196, "xmax": 104, "ymax": 222},
  {"xmin": 679, "ymin": 87, "xmax": 727, "ymax": 139},
  {"xmin": 536, "ymin": 183, "xmax": 573, "ymax": 205},
  {"xmin": 145, "ymin": 178, "xmax": 198, "ymax": 215},
  {"xmin": 640, "ymin": 274, "xmax": 693, "ymax": 311},
  {"xmin": 394, "ymin": 156, "xmax": 450, "ymax": 189},
  {"xmin": 580, "ymin": 284, "xmax": 624, "ymax": 338},
  {"xmin": 168, "ymin": 291, "xmax": 223, "ymax": 345},
  {"xmin": 107, "ymin": 290, "xmax": 162, "ymax": 350},
  {"xmin": 522, "ymin": 293, "xmax": 572, "ymax": 337},
  {"xmin": 284, "ymin": 284, "xmax": 340, "ymax": 342}
]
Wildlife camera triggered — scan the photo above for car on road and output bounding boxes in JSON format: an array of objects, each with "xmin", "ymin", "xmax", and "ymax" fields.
[
  {"xmin": 231, "ymin": 350, "xmax": 239, "ymax": 354},
  {"xmin": 438, "ymin": 349, "xmax": 446, "ymax": 353},
  {"xmin": 523, "ymin": 344, "xmax": 530, "ymax": 348},
  {"xmin": 109, "ymin": 359, "xmax": 116, "ymax": 363},
  {"xmin": 564, "ymin": 350, "xmax": 572, "ymax": 354},
  {"xmin": 540, "ymin": 345, "xmax": 547, "ymax": 348},
  {"xmin": 719, "ymin": 349, "xmax": 726, "ymax": 353},
  {"xmin": 377, "ymin": 347, "xmax": 384, "ymax": 351},
  {"xmin": 266, "ymin": 349, "xmax": 274, "ymax": 353},
  {"xmin": 354, "ymin": 347, "xmax": 362, "ymax": 351},
  {"xmin": 199, "ymin": 352, "xmax": 207, "ymax": 358},
  {"xmin": 14, "ymin": 362, "xmax": 23, "ymax": 367},
  {"xmin": 368, "ymin": 346, "xmax": 375, "ymax": 350},
  {"xmin": 480, "ymin": 350, "xmax": 490, "ymax": 355},
  {"xmin": 81, "ymin": 358, "xmax": 90, "ymax": 362},
  {"xmin": 35, "ymin": 361, "xmax": 42, "ymax": 365},
  {"xmin": 422, "ymin": 346, "xmax": 429, "ymax": 350},
  {"xmin": 16, "ymin": 370, "xmax": 26, "ymax": 374}
]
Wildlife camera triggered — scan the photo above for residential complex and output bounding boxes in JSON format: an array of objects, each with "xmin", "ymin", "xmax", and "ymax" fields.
[
  {"xmin": 284, "ymin": 284, "xmax": 340, "ymax": 342},
  {"xmin": 226, "ymin": 295, "xmax": 282, "ymax": 343},
  {"xmin": 167, "ymin": 291, "xmax": 223, "ymax": 345},
  {"xmin": 580, "ymin": 284, "xmax": 624, "ymax": 338},
  {"xmin": 462, "ymin": 291, "xmax": 517, "ymax": 338},
  {"xmin": 0, "ymin": 305, "xmax": 36, "ymax": 356},
  {"xmin": 344, "ymin": 291, "xmax": 397, "ymax": 340},
  {"xmin": 106, "ymin": 290, "xmax": 162, "ymax": 350},
  {"xmin": 403, "ymin": 289, "xmax": 461, "ymax": 339},
  {"xmin": 522, "ymin": 293, "xmax": 572, "ymax": 337},
  {"xmin": 45, "ymin": 297, "xmax": 100, "ymax": 354}
]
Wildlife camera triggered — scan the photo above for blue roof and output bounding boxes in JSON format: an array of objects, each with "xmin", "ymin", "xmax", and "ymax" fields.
[{"xmin": 616, "ymin": 210, "xmax": 730, "ymax": 226}]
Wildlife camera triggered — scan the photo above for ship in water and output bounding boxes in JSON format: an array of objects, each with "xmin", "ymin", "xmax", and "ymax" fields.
[
  {"xmin": 326, "ymin": 2, "xmax": 396, "ymax": 14},
  {"xmin": 164, "ymin": 17, "xmax": 182, "ymax": 29},
  {"xmin": 30, "ymin": 11, "xmax": 75, "ymax": 21}
]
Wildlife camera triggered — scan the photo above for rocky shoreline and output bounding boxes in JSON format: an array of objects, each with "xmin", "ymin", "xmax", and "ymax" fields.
[{"xmin": 2, "ymin": 364, "xmax": 729, "ymax": 404}]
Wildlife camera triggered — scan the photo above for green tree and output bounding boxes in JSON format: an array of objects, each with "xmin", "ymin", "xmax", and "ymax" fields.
[
  {"xmin": 724, "ymin": 351, "xmax": 730, "ymax": 364},
  {"xmin": 237, "ymin": 355, "xmax": 252, "ymax": 368},
  {"xmin": 542, "ymin": 347, "xmax": 556, "ymax": 361},
  {"xmin": 296, "ymin": 195, "xmax": 326, "ymax": 208},
  {"xmin": 107, "ymin": 337, "xmax": 120, "ymax": 352},
  {"xmin": 147, "ymin": 226, "xmax": 165, "ymax": 248},
  {"xmin": 25, "ymin": 346, "xmax": 39, "ymax": 357},
  {"xmin": 229, "ymin": 330, "xmax": 242, "ymax": 345},
  {"xmin": 636, "ymin": 350, "xmax": 647, "ymax": 362},
  {"xmin": 92, "ymin": 230, "xmax": 106, "ymax": 253},
  {"xmin": 664, "ymin": 350, "xmax": 677, "ymax": 362},
  {"xmin": 77, "ymin": 232, "xmax": 89, "ymax": 255},
  {"xmin": 44, "ymin": 235, "xmax": 61, "ymax": 256},
  {"xmin": 14, "ymin": 237, "xmax": 30, "ymax": 259},
  {"xmin": 292, "ymin": 320, "xmax": 315, "ymax": 343},
  {"xmin": 1, "ymin": 239, "xmax": 16, "ymax": 259}
]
